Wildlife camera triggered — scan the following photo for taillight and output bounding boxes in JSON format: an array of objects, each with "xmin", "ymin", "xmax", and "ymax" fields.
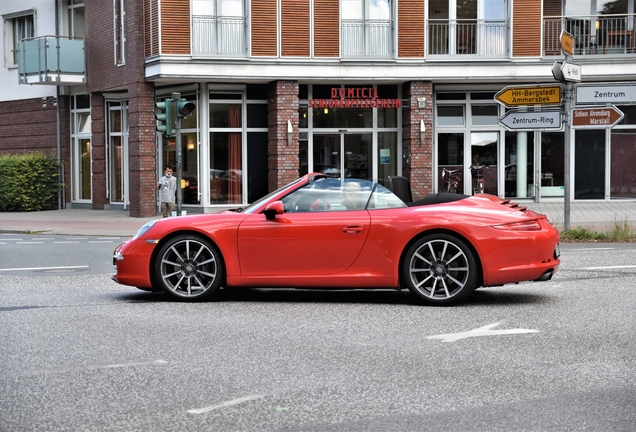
[{"xmin": 492, "ymin": 220, "xmax": 542, "ymax": 231}]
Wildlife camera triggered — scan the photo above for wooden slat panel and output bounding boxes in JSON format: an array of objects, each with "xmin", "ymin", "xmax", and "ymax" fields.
[
  {"xmin": 145, "ymin": 0, "xmax": 159, "ymax": 57},
  {"xmin": 252, "ymin": 0, "xmax": 278, "ymax": 56},
  {"xmin": 314, "ymin": 0, "xmax": 339, "ymax": 57},
  {"xmin": 282, "ymin": 0, "xmax": 310, "ymax": 56},
  {"xmin": 543, "ymin": 0, "xmax": 562, "ymax": 17},
  {"xmin": 161, "ymin": 0, "xmax": 191, "ymax": 54},
  {"xmin": 513, "ymin": 0, "xmax": 541, "ymax": 56},
  {"xmin": 398, "ymin": 0, "xmax": 424, "ymax": 57}
]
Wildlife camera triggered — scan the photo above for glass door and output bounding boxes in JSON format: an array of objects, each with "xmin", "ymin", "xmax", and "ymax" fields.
[{"xmin": 313, "ymin": 133, "xmax": 372, "ymax": 179}]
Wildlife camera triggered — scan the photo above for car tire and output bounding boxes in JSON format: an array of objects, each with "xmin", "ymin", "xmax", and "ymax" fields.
[
  {"xmin": 402, "ymin": 234, "xmax": 478, "ymax": 305},
  {"xmin": 154, "ymin": 234, "xmax": 224, "ymax": 301}
]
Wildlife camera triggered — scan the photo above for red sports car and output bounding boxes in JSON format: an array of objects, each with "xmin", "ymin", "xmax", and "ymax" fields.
[{"xmin": 113, "ymin": 173, "xmax": 560, "ymax": 305}]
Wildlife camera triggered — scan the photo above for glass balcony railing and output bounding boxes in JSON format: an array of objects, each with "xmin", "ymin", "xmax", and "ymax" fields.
[
  {"xmin": 18, "ymin": 36, "xmax": 85, "ymax": 85},
  {"xmin": 428, "ymin": 19, "xmax": 508, "ymax": 57},
  {"xmin": 544, "ymin": 14, "xmax": 636, "ymax": 56}
]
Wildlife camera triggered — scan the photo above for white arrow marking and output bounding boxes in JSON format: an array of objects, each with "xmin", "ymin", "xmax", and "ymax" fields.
[{"xmin": 426, "ymin": 322, "xmax": 539, "ymax": 343}]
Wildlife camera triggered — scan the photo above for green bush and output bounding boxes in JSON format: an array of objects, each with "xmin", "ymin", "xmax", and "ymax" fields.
[{"xmin": 0, "ymin": 152, "xmax": 63, "ymax": 212}]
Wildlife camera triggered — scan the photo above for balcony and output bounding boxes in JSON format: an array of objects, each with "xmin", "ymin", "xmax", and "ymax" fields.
[
  {"xmin": 544, "ymin": 14, "xmax": 636, "ymax": 56},
  {"xmin": 341, "ymin": 19, "xmax": 393, "ymax": 58},
  {"xmin": 192, "ymin": 15, "xmax": 247, "ymax": 57},
  {"xmin": 428, "ymin": 19, "xmax": 508, "ymax": 57},
  {"xmin": 18, "ymin": 36, "xmax": 85, "ymax": 85}
]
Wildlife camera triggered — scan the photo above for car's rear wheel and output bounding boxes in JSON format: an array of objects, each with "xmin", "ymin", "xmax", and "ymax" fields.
[
  {"xmin": 154, "ymin": 234, "xmax": 224, "ymax": 301},
  {"xmin": 403, "ymin": 234, "xmax": 478, "ymax": 305}
]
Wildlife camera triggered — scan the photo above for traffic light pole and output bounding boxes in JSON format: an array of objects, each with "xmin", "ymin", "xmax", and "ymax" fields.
[{"xmin": 172, "ymin": 92, "xmax": 183, "ymax": 216}]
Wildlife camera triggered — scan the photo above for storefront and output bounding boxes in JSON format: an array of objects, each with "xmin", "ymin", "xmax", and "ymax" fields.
[
  {"xmin": 433, "ymin": 88, "xmax": 636, "ymax": 201},
  {"xmin": 155, "ymin": 83, "xmax": 403, "ymax": 212}
]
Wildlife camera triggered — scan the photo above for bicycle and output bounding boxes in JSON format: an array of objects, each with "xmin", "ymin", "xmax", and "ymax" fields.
[
  {"xmin": 441, "ymin": 167, "xmax": 461, "ymax": 193},
  {"xmin": 469, "ymin": 164, "xmax": 488, "ymax": 195}
]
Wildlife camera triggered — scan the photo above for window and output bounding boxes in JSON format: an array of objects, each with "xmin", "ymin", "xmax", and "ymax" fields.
[
  {"xmin": 428, "ymin": 0, "xmax": 507, "ymax": 56},
  {"xmin": 341, "ymin": 0, "xmax": 393, "ymax": 57},
  {"xmin": 70, "ymin": 95, "xmax": 92, "ymax": 201},
  {"xmin": 192, "ymin": 0, "xmax": 247, "ymax": 55},
  {"xmin": 114, "ymin": 0, "xmax": 125, "ymax": 65},
  {"xmin": 68, "ymin": 0, "xmax": 85, "ymax": 39},
  {"xmin": 3, "ymin": 11, "xmax": 34, "ymax": 67}
]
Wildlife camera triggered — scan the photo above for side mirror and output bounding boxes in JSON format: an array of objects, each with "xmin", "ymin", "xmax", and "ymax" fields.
[{"xmin": 263, "ymin": 201, "xmax": 285, "ymax": 220}]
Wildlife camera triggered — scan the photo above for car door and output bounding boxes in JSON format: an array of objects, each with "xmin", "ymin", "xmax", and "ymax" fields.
[{"xmin": 237, "ymin": 179, "xmax": 373, "ymax": 276}]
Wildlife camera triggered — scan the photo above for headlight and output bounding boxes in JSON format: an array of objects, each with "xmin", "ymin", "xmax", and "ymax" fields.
[{"xmin": 133, "ymin": 220, "xmax": 158, "ymax": 239}]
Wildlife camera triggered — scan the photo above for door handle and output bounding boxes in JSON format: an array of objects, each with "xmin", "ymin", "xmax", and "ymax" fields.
[{"xmin": 341, "ymin": 225, "xmax": 364, "ymax": 234}]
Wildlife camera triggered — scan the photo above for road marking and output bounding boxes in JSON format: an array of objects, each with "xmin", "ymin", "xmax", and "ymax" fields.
[
  {"xmin": 0, "ymin": 265, "xmax": 89, "ymax": 272},
  {"xmin": 16, "ymin": 242, "xmax": 44, "ymax": 244},
  {"xmin": 54, "ymin": 241, "xmax": 80, "ymax": 244},
  {"xmin": 582, "ymin": 265, "xmax": 636, "ymax": 270},
  {"xmin": 570, "ymin": 247, "xmax": 615, "ymax": 251},
  {"xmin": 188, "ymin": 394, "xmax": 266, "ymax": 414},
  {"xmin": 5, "ymin": 359, "xmax": 168, "ymax": 379},
  {"xmin": 426, "ymin": 322, "xmax": 539, "ymax": 343},
  {"xmin": 89, "ymin": 240, "xmax": 115, "ymax": 244}
]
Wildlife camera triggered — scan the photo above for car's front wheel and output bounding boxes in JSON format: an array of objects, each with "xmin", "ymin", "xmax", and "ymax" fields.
[
  {"xmin": 154, "ymin": 234, "xmax": 224, "ymax": 301},
  {"xmin": 402, "ymin": 234, "xmax": 478, "ymax": 305}
]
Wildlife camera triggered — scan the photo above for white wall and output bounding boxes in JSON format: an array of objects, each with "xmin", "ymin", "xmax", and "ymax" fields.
[{"xmin": 1, "ymin": 0, "xmax": 59, "ymax": 102}]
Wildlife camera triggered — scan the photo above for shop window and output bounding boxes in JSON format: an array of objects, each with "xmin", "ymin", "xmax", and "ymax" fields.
[
  {"xmin": 471, "ymin": 105, "xmax": 499, "ymax": 125},
  {"xmin": 504, "ymin": 131, "xmax": 536, "ymax": 199},
  {"xmin": 437, "ymin": 106, "xmax": 465, "ymax": 126},
  {"xmin": 610, "ymin": 129, "xmax": 636, "ymax": 199},
  {"xmin": 575, "ymin": 129, "xmax": 606, "ymax": 200}
]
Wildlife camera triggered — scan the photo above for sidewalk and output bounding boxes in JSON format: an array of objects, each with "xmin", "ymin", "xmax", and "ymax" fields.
[
  {"xmin": 1, "ymin": 200, "xmax": 635, "ymax": 237},
  {"xmin": 0, "ymin": 208, "xmax": 158, "ymax": 237}
]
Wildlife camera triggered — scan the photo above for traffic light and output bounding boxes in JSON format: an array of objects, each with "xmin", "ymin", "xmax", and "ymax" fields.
[
  {"xmin": 175, "ymin": 99, "xmax": 196, "ymax": 118},
  {"xmin": 155, "ymin": 98, "xmax": 173, "ymax": 136}
]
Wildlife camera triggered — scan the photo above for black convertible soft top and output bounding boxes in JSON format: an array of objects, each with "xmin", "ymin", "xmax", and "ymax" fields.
[{"xmin": 408, "ymin": 193, "xmax": 470, "ymax": 207}]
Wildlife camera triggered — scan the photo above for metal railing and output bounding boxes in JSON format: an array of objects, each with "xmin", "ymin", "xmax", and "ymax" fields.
[
  {"xmin": 192, "ymin": 15, "xmax": 247, "ymax": 56},
  {"xmin": 544, "ymin": 14, "xmax": 636, "ymax": 56},
  {"xmin": 341, "ymin": 19, "xmax": 393, "ymax": 57},
  {"xmin": 428, "ymin": 19, "xmax": 507, "ymax": 57}
]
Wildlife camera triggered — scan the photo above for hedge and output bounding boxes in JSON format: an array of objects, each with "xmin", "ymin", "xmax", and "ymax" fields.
[{"xmin": 0, "ymin": 152, "xmax": 63, "ymax": 212}]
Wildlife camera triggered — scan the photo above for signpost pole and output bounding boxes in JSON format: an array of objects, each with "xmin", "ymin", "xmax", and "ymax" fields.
[{"xmin": 563, "ymin": 80, "xmax": 573, "ymax": 231}]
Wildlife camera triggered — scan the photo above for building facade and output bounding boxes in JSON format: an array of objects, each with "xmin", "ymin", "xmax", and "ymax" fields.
[{"xmin": 1, "ymin": 0, "xmax": 635, "ymax": 217}]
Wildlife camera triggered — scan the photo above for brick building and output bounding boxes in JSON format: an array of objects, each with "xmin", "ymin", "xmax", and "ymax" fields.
[{"xmin": 1, "ymin": 0, "xmax": 635, "ymax": 218}]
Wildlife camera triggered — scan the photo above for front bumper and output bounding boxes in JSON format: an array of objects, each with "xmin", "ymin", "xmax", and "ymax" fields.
[{"xmin": 112, "ymin": 240, "xmax": 156, "ymax": 288}]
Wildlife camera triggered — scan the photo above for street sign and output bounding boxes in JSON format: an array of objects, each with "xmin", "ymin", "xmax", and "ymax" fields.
[
  {"xmin": 495, "ymin": 85, "xmax": 562, "ymax": 107},
  {"xmin": 575, "ymin": 83, "xmax": 636, "ymax": 105},
  {"xmin": 560, "ymin": 62, "xmax": 581, "ymax": 82},
  {"xmin": 499, "ymin": 109, "xmax": 562, "ymax": 131},
  {"xmin": 561, "ymin": 31, "xmax": 574, "ymax": 56},
  {"xmin": 571, "ymin": 105, "xmax": 624, "ymax": 129}
]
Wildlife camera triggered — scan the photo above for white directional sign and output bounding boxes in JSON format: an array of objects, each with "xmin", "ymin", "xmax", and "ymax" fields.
[
  {"xmin": 426, "ymin": 323, "xmax": 540, "ymax": 343},
  {"xmin": 576, "ymin": 83, "xmax": 636, "ymax": 105},
  {"xmin": 560, "ymin": 62, "xmax": 581, "ymax": 82},
  {"xmin": 499, "ymin": 109, "xmax": 562, "ymax": 131}
]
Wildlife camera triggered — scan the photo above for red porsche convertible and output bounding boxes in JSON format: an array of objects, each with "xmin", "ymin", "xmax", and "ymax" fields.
[{"xmin": 113, "ymin": 173, "xmax": 560, "ymax": 305}]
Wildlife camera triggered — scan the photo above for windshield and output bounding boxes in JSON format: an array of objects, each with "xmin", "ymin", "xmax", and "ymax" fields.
[{"xmin": 238, "ymin": 177, "xmax": 305, "ymax": 214}]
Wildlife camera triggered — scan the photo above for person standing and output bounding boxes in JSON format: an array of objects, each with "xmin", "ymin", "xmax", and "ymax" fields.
[{"xmin": 157, "ymin": 165, "xmax": 177, "ymax": 217}]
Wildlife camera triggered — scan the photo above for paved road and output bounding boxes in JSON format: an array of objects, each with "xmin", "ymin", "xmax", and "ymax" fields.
[{"xmin": 1, "ymin": 240, "xmax": 635, "ymax": 431}]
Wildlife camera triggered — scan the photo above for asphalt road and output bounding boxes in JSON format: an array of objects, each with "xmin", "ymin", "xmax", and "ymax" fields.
[{"xmin": 1, "ymin": 237, "xmax": 635, "ymax": 431}]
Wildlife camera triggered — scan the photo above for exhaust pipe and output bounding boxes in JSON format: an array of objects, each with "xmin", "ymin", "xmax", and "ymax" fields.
[{"xmin": 534, "ymin": 269, "xmax": 554, "ymax": 282}]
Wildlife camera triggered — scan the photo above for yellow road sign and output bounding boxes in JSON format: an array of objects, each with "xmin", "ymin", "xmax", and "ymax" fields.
[
  {"xmin": 495, "ymin": 85, "xmax": 562, "ymax": 107},
  {"xmin": 561, "ymin": 31, "xmax": 574, "ymax": 56}
]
